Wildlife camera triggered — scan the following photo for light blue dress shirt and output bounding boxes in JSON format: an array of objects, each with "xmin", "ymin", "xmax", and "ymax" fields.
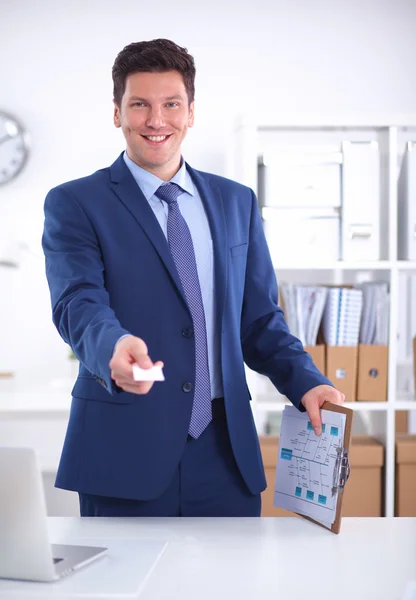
[{"xmin": 122, "ymin": 151, "xmax": 223, "ymax": 399}]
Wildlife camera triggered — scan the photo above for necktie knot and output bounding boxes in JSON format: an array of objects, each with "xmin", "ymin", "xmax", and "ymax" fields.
[{"xmin": 155, "ymin": 182, "xmax": 183, "ymax": 205}]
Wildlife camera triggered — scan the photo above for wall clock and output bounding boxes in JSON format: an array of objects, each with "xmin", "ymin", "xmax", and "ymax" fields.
[{"xmin": 0, "ymin": 111, "xmax": 30, "ymax": 185}]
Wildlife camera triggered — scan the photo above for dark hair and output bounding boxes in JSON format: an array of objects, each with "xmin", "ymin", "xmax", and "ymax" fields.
[{"xmin": 112, "ymin": 38, "xmax": 196, "ymax": 106}]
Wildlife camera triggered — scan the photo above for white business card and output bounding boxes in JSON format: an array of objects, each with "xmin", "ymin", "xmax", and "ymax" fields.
[{"xmin": 132, "ymin": 364, "xmax": 165, "ymax": 382}]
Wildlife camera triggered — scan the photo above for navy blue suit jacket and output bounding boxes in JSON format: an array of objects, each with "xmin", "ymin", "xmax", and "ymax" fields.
[{"xmin": 42, "ymin": 153, "xmax": 332, "ymax": 500}]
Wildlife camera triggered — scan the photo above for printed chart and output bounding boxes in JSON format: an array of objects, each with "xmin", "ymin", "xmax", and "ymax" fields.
[{"xmin": 274, "ymin": 405, "xmax": 346, "ymax": 525}]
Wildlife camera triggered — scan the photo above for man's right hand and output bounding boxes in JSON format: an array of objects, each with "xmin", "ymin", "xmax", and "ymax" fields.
[{"xmin": 109, "ymin": 335, "xmax": 163, "ymax": 395}]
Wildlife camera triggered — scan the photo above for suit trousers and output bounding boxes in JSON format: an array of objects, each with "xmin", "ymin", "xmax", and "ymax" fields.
[{"xmin": 78, "ymin": 399, "xmax": 261, "ymax": 517}]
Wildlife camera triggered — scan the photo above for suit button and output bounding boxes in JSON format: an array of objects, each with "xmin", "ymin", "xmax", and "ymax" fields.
[
  {"xmin": 182, "ymin": 382, "xmax": 193, "ymax": 393},
  {"xmin": 182, "ymin": 327, "xmax": 193, "ymax": 338}
]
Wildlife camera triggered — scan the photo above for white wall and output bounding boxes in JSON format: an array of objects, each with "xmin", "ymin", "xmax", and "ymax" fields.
[{"xmin": 1, "ymin": 0, "xmax": 416, "ymax": 380}]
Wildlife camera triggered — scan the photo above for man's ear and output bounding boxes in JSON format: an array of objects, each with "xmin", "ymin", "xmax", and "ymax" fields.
[
  {"xmin": 188, "ymin": 101, "xmax": 195, "ymax": 128},
  {"xmin": 113, "ymin": 102, "xmax": 121, "ymax": 128}
]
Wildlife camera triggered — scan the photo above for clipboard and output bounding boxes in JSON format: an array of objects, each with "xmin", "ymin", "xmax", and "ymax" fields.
[
  {"xmin": 300, "ymin": 401, "xmax": 354, "ymax": 534},
  {"xmin": 273, "ymin": 401, "xmax": 354, "ymax": 535}
]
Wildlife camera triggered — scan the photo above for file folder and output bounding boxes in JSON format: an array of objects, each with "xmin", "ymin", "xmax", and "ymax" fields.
[
  {"xmin": 326, "ymin": 345, "xmax": 358, "ymax": 401},
  {"xmin": 398, "ymin": 142, "xmax": 416, "ymax": 260},
  {"xmin": 274, "ymin": 401, "xmax": 354, "ymax": 534},
  {"xmin": 257, "ymin": 151, "xmax": 342, "ymax": 209},
  {"xmin": 258, "ymin": 151, "xmax": 342, "ymax": 264},
  {"xmin": 357, "ymin": 344, "xmax": 388, "ymax": 402},
  {"xmin": 342, "ymin": 141, "xmax": 380, "ymax": 261},
  {"xmin": 262, "ymin": 207, "xmax": 341, "ymax": 264}
]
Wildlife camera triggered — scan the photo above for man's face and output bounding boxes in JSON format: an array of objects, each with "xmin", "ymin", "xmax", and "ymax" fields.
[{"xmin": 114, "ymin": 70, "xmax": 194, "ymax": 180}]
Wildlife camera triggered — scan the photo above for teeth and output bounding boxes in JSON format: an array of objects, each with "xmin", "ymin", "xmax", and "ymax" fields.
[{"xmin": 145, "ymin": 135, "xmax": 167, "ymax": 142}]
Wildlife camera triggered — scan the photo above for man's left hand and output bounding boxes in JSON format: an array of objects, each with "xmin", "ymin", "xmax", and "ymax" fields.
[{"xmin": 300, "ymin": 385, "xmax": 345, "ymax": 436}]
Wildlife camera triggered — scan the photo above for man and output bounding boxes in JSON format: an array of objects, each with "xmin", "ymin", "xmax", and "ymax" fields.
[{"xmin": 42, "ymin": 38, "xmax": 344, "ymax": 518}]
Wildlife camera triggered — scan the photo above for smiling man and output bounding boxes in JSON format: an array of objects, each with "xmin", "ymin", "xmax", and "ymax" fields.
[
  {"xmin": 114, "ymin": 69, "xmax": 193, "ymax": 181},
  {"xmin": 42, "ymin": 39, "xmax": 344, "ymax": 518}
]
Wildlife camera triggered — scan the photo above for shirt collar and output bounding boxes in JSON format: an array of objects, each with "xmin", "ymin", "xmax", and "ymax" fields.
[{"xmin": 123, "ymin": 151, "xmax": 194, "ymax": 201}]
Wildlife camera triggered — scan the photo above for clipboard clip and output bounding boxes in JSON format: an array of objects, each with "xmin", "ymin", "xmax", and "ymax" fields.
[{"xmin": 332, "ymin": 446, "xmax": 350, "ymax": 495}]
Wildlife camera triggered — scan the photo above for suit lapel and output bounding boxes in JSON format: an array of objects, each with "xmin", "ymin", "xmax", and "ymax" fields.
[
  {"xmin": 109, "ymin": 154, "xmax": 187, "ymax": 307},
  {"xmin": 108, "ymin": 154, "xmax": 228, "ymax": 328},
  {"xmin": 186, "ymin": 164, "xmax": 228, "ymax": 332}
]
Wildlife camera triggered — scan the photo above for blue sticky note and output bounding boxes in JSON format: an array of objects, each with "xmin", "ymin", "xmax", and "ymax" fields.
[
  {"xmin": 318, "ymin": 495, "xmax": 327, "ymax": 505},
  {"xmin": 306, "ymin": 490, "xmax": 314, "ymax": 501},
  {"xmin": 295, "ymin": 487, "xmax": 302, "ymax": 497},
  {"xmin": 330, "ymin": 426, "xmax": 339, "ymax": 436}
]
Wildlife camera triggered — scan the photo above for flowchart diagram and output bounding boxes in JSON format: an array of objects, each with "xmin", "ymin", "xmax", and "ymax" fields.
[{"xmin": 274, "ymin": 405, "xmax": 346, "ymax": 525}]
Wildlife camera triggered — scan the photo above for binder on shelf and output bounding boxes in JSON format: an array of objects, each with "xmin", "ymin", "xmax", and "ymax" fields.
[
  {"xmin": 322, "ymin": 287, "xmax": 363, "ymax": 347},
  {"xmin": 398, "ymin": 142, "xmax": 416, "ymax": 261},
  {"xmin": 273, "ymin": 401, "xmax": 354, "ymax": 534},
  {"xmin": 356, "ymin": 344, "xmax": 388, "ymax": 401},
  {"xmin": 341, "ymin": 141, "xmax": 380, "ymax": 261},
  {"xmin": 321, "ymin": 286, "xmax": 362, "ymax": 402},
  {"xmin": 411, "ymin": 277, "xmax": 416, "ymax": 356},
  {"xmin": 355, "ymin": 281, "xmax": 389, "ymax": 401},
  {"xmin": 414, "ymin": 337, "xmax": 416, "ymax": 393},
  {"xmin": 397, "ymin": 273, "xmax": 409, "ymax": 362}
]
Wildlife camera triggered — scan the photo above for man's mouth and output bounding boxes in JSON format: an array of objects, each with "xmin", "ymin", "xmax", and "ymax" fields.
[{"xmin": 141, "ymin": 134, "xmax": 171, "ymax": 145}]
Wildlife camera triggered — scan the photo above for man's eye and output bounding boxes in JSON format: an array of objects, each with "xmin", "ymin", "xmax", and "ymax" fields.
[
  {"xmin": 167, "ymin": 102, "xmax": 178, "ymax": 108},
  {"xmin": 133, "ymin": 102, "xmax": 145, "ymax": 107}
]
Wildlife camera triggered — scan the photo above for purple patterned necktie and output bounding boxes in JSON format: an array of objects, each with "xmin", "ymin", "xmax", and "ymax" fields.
[{"xmin": 155, "ymin": 182, "xmax": 212, "ymax": 439}]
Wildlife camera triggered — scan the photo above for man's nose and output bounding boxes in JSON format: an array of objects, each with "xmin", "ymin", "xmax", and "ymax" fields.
[{"xmin": 146, "ymin": 108, "xmax": 165, "ymax": 129}]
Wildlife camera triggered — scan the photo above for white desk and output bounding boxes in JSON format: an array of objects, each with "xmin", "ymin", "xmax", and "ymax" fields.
[{"xmin": 0, "ymin": 517, "xmax": 415, "ymax": 599}]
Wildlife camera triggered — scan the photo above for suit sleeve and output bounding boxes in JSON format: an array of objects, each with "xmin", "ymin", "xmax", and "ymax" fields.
[
  {"xmin": 240, "ymin": 189, "xmax": 333, "ymax": 409},
  {"xmin": 42, "ymin": 186, "xmax": 131, "ymax": 394}
]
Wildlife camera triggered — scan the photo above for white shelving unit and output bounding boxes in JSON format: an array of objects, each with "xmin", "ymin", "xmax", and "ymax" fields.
[{"xmin": 230, "ymin": 115, "xmax": 416, "ymax": 518}]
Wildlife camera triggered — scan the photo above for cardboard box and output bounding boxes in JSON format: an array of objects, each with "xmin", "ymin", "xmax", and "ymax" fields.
[
  {"xmin": 395, "ymin": 434, "xmax": 416, "ymax": 517},
  {"xmin": 342, "ymin": 436, "xmax": 384, "ymax": 517},
  {"xmin": 356, "ymin": 344, "xmax": 388, "ymax": 401},
  {"xmin": 304, "ymin": 344, "xmax": 325, "ymax": 375},
  {"xmin": 259, "ymin": 434, "xmax": 384, "ymax": 517},
  {"xmin": 395, "ymin": 411, "xmax": 409, "ymax": 434},
  {"xmin": 326, "ymin": 345, "xmax": 358, "ymax": 402}
]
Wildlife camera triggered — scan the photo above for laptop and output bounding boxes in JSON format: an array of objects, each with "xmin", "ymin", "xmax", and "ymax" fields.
[{"xmin": 0, "ymin": 447, "xmax": 107, "ymax": 582}]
